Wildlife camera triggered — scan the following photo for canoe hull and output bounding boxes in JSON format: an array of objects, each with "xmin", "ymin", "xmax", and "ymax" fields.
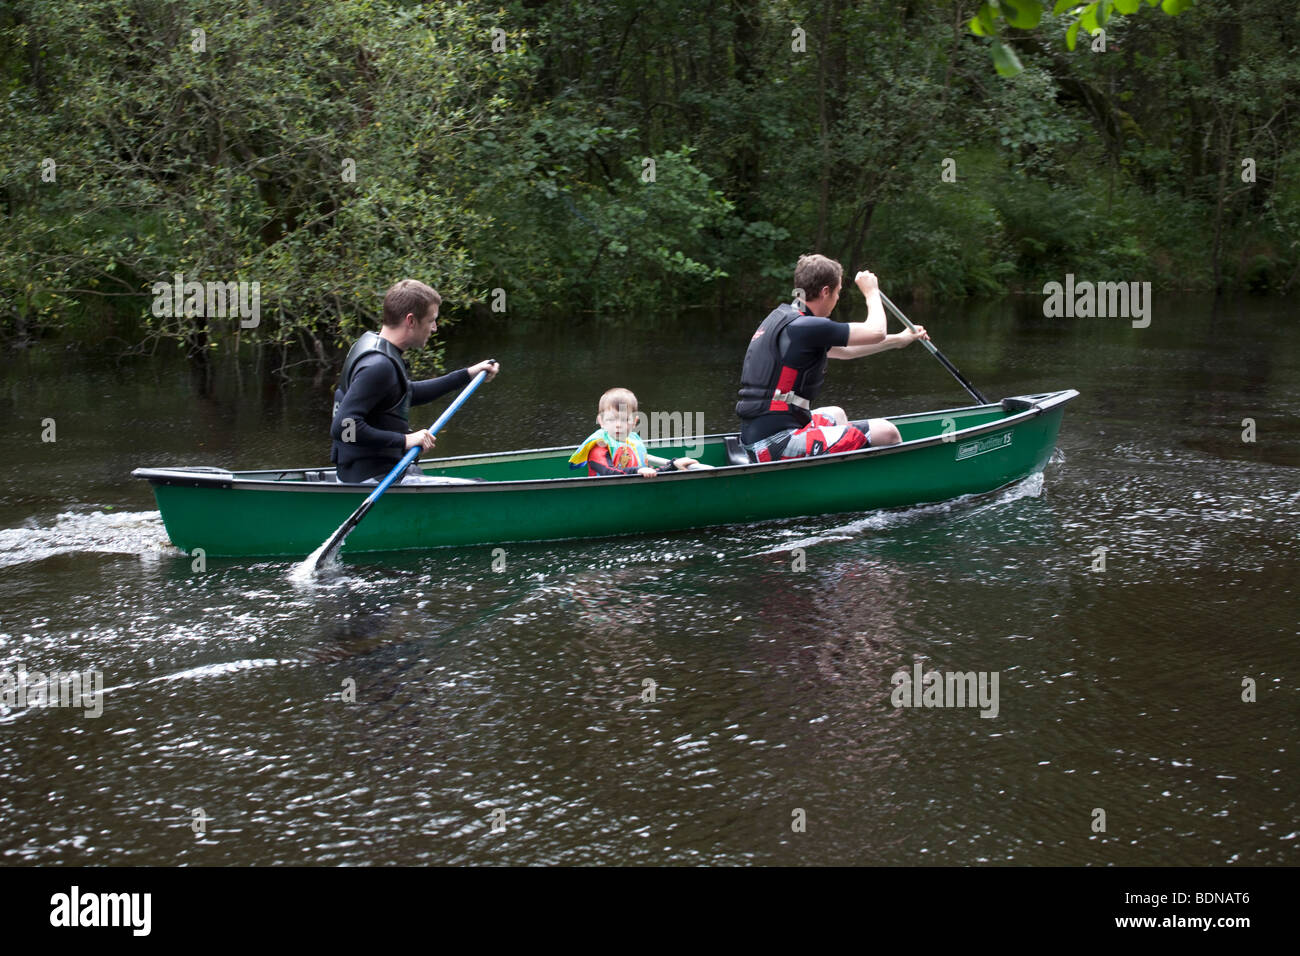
[{"xmin": 136, "ymin": 390, "xmax": 1076, "ymax": 558}]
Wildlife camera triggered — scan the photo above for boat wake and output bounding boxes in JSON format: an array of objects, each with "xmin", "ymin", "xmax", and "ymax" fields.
[
  {"xmin": 0, "ymin": 656, "xmax": 307, "ymax": 725},
  {"xmin": 744, "ymin": 472, "xmax": 1046, "ymax": 557},
  {"xmin": 0, "ymin": 510, "xmax": 175, "ymax": 570}
]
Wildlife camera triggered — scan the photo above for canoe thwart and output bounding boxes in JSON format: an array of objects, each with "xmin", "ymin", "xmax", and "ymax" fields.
[
  {"xmin": 723, "ymin": 437, "xmax": 752, "ymax": 466},
  {"xmin": 1000, "ymin": 396, "xmax": 1039, "ymax": 413}
]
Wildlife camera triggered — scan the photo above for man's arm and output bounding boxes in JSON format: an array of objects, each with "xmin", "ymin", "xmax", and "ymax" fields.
[
  {"xmin": 828, "ymin": 329, "xmax": 928, "ymax": 359},
  {"xmin": 330, "ymin": 358, "xmax": 407, "ymax": 450},
  {"xmin": 826, "ymin": 269, "xmax": 931, "ymax": 357},
  {"xmin": 411, "ymin": 368, "xmax": 471, "ymax": 405},
  {"xmin": 411, "ymin": 359, "xmax": 499, "ymax": 405},
  {"xmin": 839, "ymin": 269, "xmax": 888, "ymax": 348}
]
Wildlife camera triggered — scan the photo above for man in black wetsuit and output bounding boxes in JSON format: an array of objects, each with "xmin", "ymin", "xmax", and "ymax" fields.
[
  {"xmin": 330, "ymin": 279, "xmax": 499, "ymax": 483},
  {"xmin": 736, "ymin": 254, "xmax": 929, "ymax": 462}
]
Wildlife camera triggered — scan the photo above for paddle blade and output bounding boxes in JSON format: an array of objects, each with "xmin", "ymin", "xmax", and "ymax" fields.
[
  {"xmin": 290, "ymin": 367, "xmax": 491, "ymax": 580},
  {"xmin": 290, "ymin": 501, "xmax": 368, "ymax": 581}
]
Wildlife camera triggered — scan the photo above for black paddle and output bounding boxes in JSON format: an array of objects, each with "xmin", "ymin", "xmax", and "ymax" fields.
[
  {"xmin": 878, "ymin": 290, "xmax": 989, "ymax": 405},
  {"xmin": 293, "ymin": 366, "xmax": 492, "ymax": 577}
]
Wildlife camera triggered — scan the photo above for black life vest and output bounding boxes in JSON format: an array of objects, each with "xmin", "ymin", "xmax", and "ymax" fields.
[
  {"xmin": 330, "ymin": 331, "xmax": 412, "ymax": 463},
  {"xmin": 735, "ymin": 302, "xmax": 827, "ymax": 424}
]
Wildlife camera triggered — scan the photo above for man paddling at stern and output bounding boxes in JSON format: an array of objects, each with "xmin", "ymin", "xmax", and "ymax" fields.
[
  {"xmin": 330, "ymin": 279, "xmax": 499, "ymax": 484},
  {"xmin": 737, "ymin": 254, "xmax": 929, "ymax": 462}
]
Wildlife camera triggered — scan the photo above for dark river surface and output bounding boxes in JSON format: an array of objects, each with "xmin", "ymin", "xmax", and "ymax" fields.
[{"xmin": 1, "ymin": 295, "xmax": 1295, "ymax": 866}]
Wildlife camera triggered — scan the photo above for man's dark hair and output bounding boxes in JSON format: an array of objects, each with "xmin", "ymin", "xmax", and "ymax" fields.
[
  {"xmin": 382, "ymin": 279, "xmax": 442, "ymax": 328},
  {"xmin": 793, "ymin": 254, "xmax": 843, "ymax": 301}
]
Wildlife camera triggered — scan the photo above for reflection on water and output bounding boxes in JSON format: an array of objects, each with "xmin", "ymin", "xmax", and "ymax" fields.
[{"xmin": 0, "ymin": 297, "xmax": 1296, "ymax": 865}]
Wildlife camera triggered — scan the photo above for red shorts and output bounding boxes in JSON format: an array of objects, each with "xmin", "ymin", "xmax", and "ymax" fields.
[{"xmin": 745, "ymin": 413, "xmax": 869, "ymax": 462}]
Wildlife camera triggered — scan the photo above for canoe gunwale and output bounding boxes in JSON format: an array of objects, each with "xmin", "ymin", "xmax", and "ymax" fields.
[{"xmin": 132, "ymin": 390, "xmax": 1077, "ymax": 494}]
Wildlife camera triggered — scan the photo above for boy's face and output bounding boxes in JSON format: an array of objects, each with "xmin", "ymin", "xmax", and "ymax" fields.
[{"xmin": 598, "ymin": 403, "xmax": 637, "ymax": 440}]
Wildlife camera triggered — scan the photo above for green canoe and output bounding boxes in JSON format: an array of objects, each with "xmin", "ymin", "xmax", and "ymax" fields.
[{"xmin": 133, "ymin": 389, "xmax": 1077, "ymax": 558}]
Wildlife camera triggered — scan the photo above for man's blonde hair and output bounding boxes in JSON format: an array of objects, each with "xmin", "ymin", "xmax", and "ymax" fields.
[{"xmin": 598, "ymin": 387, "xmax": 638, "ymax": 413}]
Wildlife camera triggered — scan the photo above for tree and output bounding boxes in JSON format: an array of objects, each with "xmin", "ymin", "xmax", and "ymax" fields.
[{"xmin": 968, "ymin": 0, "xmax": 1197, "ymax": 77}]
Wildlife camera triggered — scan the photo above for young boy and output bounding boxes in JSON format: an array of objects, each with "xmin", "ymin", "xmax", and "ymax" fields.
[{"xmin": 569, "ymin": 388, "xmax": 700, "ymax": 477}]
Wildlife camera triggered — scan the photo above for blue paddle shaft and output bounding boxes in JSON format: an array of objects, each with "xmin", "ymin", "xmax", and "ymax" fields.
[{"xmin": 363, "ymin": 368, "xmax": 490, "ymax": 504}]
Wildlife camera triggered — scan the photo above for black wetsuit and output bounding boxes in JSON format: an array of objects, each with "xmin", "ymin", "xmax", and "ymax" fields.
[{"xmin": 330, "ymin": 344, "xmax": 470, "ymax": 483}]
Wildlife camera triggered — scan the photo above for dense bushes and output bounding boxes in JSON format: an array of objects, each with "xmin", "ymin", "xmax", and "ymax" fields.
[{"xmin": 1, "ymin": 0, "xmax": 1295, "ymax": 360}]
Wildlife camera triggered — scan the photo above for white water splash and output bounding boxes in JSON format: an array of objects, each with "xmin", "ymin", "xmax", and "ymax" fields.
[
  {"xmin": 153, "ymin": 658, "xmax": 296, "ymax": 683},
  {"xmin": 0, "ymin": 510, "xmax": 174, "ymax": 570},
  {"xmin": 288, "ymin": 536, "xmax": 342, "ymax": 585},
  {"xmin": 0, "ymin": 656, "xmax": 306, "ymax": 724}
]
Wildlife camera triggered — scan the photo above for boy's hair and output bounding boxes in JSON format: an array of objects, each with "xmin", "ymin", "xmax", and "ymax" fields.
[
  {"xmin": 793, "ymin": 254, "xmax": 843, "ymax": 301},
  {"xmin": 382, "ymin": 279, "xmax": 442, "ymax": 328},
  {"xmin": 598, "ymin": 387, "xmax": 638, "ymax": 414}
]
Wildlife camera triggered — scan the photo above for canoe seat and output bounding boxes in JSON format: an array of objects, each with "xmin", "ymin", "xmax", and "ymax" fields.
[{"xmin": 723, "ymin": 437, "xmax": 752, "ymax": 466}]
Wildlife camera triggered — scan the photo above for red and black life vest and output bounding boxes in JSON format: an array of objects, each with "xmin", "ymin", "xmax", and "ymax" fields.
[{"xmin": 735, "ymin": 302, "xmax": 827, "ymax": 425}]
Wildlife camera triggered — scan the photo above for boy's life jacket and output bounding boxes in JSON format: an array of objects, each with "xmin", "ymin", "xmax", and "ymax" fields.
[
  {"xmin": 569, "ymin": 429, "xmax": 649, "ymax": 474},
  {"xmin": 735, "ymin": 302, "xmax": 826, "ymax": 426}
]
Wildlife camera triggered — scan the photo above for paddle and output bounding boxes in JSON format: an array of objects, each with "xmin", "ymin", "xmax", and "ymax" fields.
[
  {"xmin": 294, "ymin": 366, "xmax": 492, "ymax": 575},
  {"xmin": 877, "ymin": 290, "xmax": 989, "ymax": 405}
]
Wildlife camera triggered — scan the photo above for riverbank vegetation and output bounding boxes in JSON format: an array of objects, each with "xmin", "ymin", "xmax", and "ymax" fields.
[{"xmin": 2, "ymin": 0, "xmax": 1296, "ymax": 363}]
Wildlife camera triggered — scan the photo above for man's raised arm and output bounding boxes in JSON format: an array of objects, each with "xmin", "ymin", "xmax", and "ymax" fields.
[{"xmin": 829, "ymin": 269, "xmax": 929, "ymax": 358}]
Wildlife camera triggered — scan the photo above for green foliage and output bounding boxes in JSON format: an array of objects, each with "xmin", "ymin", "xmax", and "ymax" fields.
[
  {"xmin": 971, "ymin": 0, "xmax": 1198, "ymax": 65},
  {"xmin": 465, "ymin": 107, "xmax": 734, "ymax": 313},
  {"xmin": 0, "ymin": 0, "xmax": 1295, "ymax": 358},
  {"xmin": 872, "ymin": 181, "xmax": 1013, "ymax": 299},
  {"xmin": 0, "ymin": 0, "xmax": 508, "ymax": 354}
]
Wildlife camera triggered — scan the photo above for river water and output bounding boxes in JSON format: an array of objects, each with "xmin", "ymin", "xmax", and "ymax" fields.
[{"xmin": 1, "ymin": 296, "xmax": 1295, "ymax": 865}]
